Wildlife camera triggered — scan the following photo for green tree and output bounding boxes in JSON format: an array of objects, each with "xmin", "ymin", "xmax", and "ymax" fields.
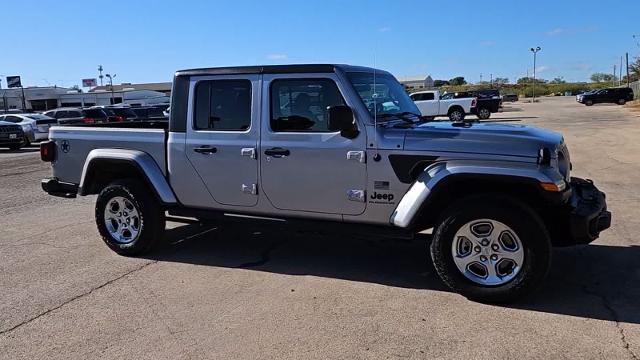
[
  {"xmin": 449, "ymin": 76, "xmax": 467, "ymax": 86},
  {"xmin": 628, "ymin": 57, "xmax": 640, "ymax": 82},
  {"xmin": 492, "ymin": 77, "xmax": 509, "ymax": 85},
  {"xmin": 433, "ymin": 80, "xmax": 450, "ymax": 87},
  {"xmin": 516, "ymin": 77, "xmax": 547, "ymax": 85},
  {"xmin": 549, "ymin": 77, "xmax": 566, "ymax": 84},
  {"xmin": 590, "ymin": 72, "xmax": 616, "ymax": 82}
]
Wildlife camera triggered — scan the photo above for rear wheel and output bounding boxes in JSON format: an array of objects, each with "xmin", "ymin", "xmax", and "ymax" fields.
[
  {"xmin": 430, "ymin": 195, "xmax": 551, "ymax": 303},
  {"xmin": 618, "ymin": 98, "xmax": 626, "ymax": 105},
  {"xmin": 448, "ymin": 108, "xmax": 465, "ymax": 122},
  {"xmin": 476, "ymin": 107, "xmax": 491, "ymax": 120},
  {"xmin": 95, "ymin": 179, "xmax": 165, "ymax": 255}
]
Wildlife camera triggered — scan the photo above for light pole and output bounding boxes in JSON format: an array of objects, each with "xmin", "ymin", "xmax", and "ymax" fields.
[
  {"xmin": 105, "ymin": 74, "xmax": 116, "ymax": 104},
  {"xmin": 530, "ymin": 46, "xmax": 541, "ymax": 102}
]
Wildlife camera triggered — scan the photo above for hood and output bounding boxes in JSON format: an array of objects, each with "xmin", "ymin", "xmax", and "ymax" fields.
[{"xmin": 403, "ymin": 121, "xmax": 563, "ymax": 159}]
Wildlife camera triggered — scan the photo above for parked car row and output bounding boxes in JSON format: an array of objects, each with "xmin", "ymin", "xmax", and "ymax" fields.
[
  {"xmin": 43, "ymin": 104, "xmax": 169, "ymax": 125},
  {"xmin": 576, "ymin": 87, "xmax": 634, "ymax": 106}
]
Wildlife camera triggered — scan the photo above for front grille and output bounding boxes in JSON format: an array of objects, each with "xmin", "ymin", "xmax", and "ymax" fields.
[{"xmin": 0, "ymin": 125, "xmax": 22, "ymax": 133}]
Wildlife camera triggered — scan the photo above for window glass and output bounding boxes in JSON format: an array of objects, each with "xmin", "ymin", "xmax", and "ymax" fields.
[
  {"xmin": 194, "ymin": 80, "xmax": 251, "ymax": 131},
  {"xmin": 270, "ymin": 78, "xmax": 344, "ymax": 132},
  {"xmin": 5, "ymin": 116, "xmax": 21, "ymax": 123},
  {"xmin": 55, "ymin": 111, "xmax": 68, "ymax": 118},
  {"xmin": 440, "ymin": 93, "xmax": 454, "ymax": 100}
]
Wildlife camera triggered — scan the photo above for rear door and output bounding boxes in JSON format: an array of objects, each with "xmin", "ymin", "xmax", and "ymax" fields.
[
  {"xmin": 185, "ymin": 75, "xmax": 260, "ymax": 207},
  {"xmin": 412, "ymin": 92, "xmax": 438, "ymax": 116}
]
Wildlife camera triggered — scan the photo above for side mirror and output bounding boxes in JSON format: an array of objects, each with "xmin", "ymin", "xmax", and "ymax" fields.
[{"xmin": 327, "ymin": 105, "xmax": 359, "ymax": 139}]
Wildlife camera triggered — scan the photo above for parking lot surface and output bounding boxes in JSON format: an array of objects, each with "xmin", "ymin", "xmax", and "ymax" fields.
[{"xmin": 1, "ymin": 97, "xmax": 639, "ymax": 359}]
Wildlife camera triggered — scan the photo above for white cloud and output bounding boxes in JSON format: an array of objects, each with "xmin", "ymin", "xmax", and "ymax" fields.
[
  {"xmin": 546, "ymin": 28, "xmax": 565, "ymax": 36},
  {"xmin": 267, "ymin": 54, "xmax": 287, "ymax": 60},
  {"xmin": 378, "ymin": 26, "xmax": 390, "ymax": 33},
  {"xmin": 536, "ymin": 65, "xmax": 550, "ymax": 73}
]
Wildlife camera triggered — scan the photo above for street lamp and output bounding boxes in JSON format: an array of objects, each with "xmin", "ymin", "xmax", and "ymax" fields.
[
  {"xmin": 530, "ymin": 46, "xmax": 541, "ymax": 102},
  {"xmin": 105, "ymin": 73, "xmax": 116, "ymax": 104}
]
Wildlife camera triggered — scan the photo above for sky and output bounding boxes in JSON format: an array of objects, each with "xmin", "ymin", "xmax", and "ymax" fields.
[{"xmin": 1, "ymin": 0, "xmax": 639, "ymax": 88}]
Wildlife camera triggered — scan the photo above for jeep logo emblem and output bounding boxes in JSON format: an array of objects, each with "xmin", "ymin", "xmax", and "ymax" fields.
[{"xmin": 370, "ymin": 191, "xmax": 394, "ymax": 203}]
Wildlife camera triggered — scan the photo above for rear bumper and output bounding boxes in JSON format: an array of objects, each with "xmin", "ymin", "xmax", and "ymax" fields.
[
  {"xmin": 558, "ymin": 177, "xmax": 611, "ymax": 245},
  {"xmin": 41, "ymin": 177, "xmax": 78, "ymax": 198}
]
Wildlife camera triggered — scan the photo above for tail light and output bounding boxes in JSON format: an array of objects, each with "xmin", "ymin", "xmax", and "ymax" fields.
[
  {"xmin": 40, "ymin": 140, "xmax": 56, "ymax": 162},
  {"xmin": 82, "ymin": 117, "xmax": 95, "ymax": 124},
  {"xmin": 116, "ymin": 116, "xmax": 125, "ymax": 122}
]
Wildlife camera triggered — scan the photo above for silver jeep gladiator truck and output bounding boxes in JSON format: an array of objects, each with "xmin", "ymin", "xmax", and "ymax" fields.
[{"xmin": 40, "ymin": 64, "xmax": 611, "ymax": 303}]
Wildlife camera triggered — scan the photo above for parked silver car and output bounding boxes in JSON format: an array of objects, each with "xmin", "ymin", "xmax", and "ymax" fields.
[{"xmin": 0, "ymin": 113, "xmax": 56, "ymax": 145}]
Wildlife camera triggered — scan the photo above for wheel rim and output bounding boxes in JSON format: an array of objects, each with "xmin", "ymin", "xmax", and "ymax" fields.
[
  {"xmin": 104, "ymin": 196, "xmax": 141, "ymax": 244},
  {"xmin": 451, "ymin": 111, "xmax": 462, "ymax": 121},
  {"xmin": 479, "ymin": 108, "xmax": 490, "ymax": 118},
  {"xmin": 451, "ymin": 219, "xmax": 524, "ymax": 286}
]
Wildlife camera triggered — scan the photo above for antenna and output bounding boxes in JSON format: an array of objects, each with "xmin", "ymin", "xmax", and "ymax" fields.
[{"xmin": 373, "ymin": 52, "xmax": 378, "ymax": 155}]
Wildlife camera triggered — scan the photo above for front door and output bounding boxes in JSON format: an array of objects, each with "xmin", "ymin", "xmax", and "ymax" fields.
[
  {"xmin": 185, "ymin": 75, "xmax": 260, "ymax": 207},
  {"xmin": 260, "ymin": 74, "xmax": 367, "ymax": 215}
]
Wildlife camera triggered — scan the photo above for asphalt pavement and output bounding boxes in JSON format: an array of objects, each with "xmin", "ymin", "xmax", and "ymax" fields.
[{"xmin": 1, "ymin": 97, "xmax": 639, "ymax": 359}]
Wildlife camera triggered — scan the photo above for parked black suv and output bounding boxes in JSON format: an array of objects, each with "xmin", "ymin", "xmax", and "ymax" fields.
[
  {"xmin": 0, "ymin": 121, "xmax": 25, "ymax": 150},
  {"xmin": 577, "ymin": 87, "xmax": 634, "ymax": 106}
]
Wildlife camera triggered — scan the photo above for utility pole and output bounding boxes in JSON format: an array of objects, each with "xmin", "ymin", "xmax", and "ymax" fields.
[
  {"xmin": 106, "ymin": 74, "xmax": 116, "ymax": 104},
  {"xmin": 530, "ymin": 46, "xmax": 541, "ymax": 102},
  {"xmin": 480, "ymin": 73, "xmax": 483, "ymax": 83},
  {"xmin": 626, "ymin": 52, "xmax": 630, "ymax": 87},
  {"xmin": 613, "ymin": 65, "xmax": 617, "ymax": 87},
  {"xmin": 490, "ymin": 73, "xmax": 493, "ymax": 87},
  {"xmin": 620, "ymin": 56, "xmax": 623, "ymax": 86}
]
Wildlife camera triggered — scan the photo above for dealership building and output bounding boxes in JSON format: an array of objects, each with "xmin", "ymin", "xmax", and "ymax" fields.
[{"xmin": 0, "ymin": 85, "xmax": 170, "ymax": 111}]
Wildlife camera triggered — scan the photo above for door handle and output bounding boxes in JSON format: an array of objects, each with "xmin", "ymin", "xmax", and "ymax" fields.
[
  {"xmin": 264, "ymin": 147, "xmax": 290, "ymax": 158},
  {"xmin": 193, "ymin": 145, "xmax": 217, "ymax": 154}
]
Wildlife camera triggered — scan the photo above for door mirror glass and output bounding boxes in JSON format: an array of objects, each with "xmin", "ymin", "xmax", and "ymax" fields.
[{"xmin": 327, "ymin": 105, "xmax": 358, "ymax": 139}]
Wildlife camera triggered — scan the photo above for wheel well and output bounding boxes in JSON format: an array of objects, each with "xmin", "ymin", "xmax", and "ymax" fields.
[
  {"xmin": 82, "ymin": 159, "xmax": 159, "ymax": 201},
  {"xmin": 448, "ymin": 105, "xmax": 464, "ymax": 114},
  {"xmin": 412, "ymin": 175, "xmax": 554, "ymax": 232}
]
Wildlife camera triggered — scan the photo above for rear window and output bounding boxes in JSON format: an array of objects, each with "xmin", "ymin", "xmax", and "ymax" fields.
[{"xmin": 82, "ymin": 109, "xmax": 107, "ymax": 118}]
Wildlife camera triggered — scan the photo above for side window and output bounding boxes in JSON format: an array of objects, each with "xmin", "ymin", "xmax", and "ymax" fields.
[
  {"xmin": 5, "ymin": 116, "xmax": 20, "ymax": 123},
  {"xmin": 422, "ymin": 93, "xmax": 435, "ymax": 100},
  {"xmin": 270, "ymin": 78, "xmax": 344, "ymax": 132},
  {"xmin": 194, "ymin": 79, "xmax": 252, "ymax": 131},
  {"xmin": 55, "ymin": 111, "xmax": 68, "ymax": 119},
  {"xmin": 440, "ymin": 93, "xmax": 454, "ymax": 100}
]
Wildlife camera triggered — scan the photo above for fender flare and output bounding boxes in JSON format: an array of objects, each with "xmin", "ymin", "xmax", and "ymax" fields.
[
  {"xmin": 390, "ymin": 160, "xmax": 564, "ymax": 228},
  {"xmin": 79, "ymin": 149, "xmax": 178, "ymax": 205}
]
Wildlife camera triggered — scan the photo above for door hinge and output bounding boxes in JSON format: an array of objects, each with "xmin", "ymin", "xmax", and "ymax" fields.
[
  {"xmin": 347, "ymin": 189, "xmax": 366, "ymax": 202},
  {"xmin": 241, "ymin": 147, "xmax": 256, "ymax": 159},
  {"xmin": 242, "ymin": 183, "xmax": 257, "ymax": 195},
  {"xmin": 346, "ymin": 150, "xmax": 366, "ymax": 163}
]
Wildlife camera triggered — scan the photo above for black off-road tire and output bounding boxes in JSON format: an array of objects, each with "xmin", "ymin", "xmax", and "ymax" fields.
[
  {"xmin": 95, "ymin": 179, "xmax": 165, "ymax": 256},
  {"xmin": 430, "ymin": 194, "xmax": 551, "ymax": 303},
  {"xmin": 585, "ymin": 100, "xmax": 593, "ymax": 106},
  {"xmin": 618, "ymin": 99, "xmax": 626, "ymax": 105},
  {"xmin": 477, "ymin": 107, "xmax": 491, "ymax": 120}
]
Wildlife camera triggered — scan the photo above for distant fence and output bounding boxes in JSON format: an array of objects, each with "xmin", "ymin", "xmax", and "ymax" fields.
[{"xmin": 631, "ymin": 81, "xmax": 640, "ymax": 99}]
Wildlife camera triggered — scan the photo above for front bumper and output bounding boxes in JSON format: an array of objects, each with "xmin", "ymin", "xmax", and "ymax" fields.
[
  {"xmin": 556, "ymin": 177, "xmax": 611, "ymax": 245},
  {"xmin": 41, "ymin": 177, "xmax": 78, "ymax": 198}
]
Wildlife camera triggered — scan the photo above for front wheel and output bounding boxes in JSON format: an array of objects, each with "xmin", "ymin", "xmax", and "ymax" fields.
[
  {"xmin": 476, "ymin": 107, "xmax": 491, "ymax": 120},
  {"xmin": 585, "ymin": 100, "xmax": 593, "ymax": 106},
  {"xmin": 618, "ymin": 99, "xmax": 626, "ymax": 105},
  {"xmin": 95, "ymin": 179, "xmax": 165, "ymax": 255},
  {"xmin": 430, "ymin": 195, "xmax": 551, "ymax": 303}
]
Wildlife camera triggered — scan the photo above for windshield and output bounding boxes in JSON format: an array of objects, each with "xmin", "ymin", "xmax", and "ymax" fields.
[
  {"xmin": 26, "ymin": 114, "xmax": 51, "ymax": 120},
  {"xmin": 346, "ymin": 72, "xmax": 420, "ymax": 120}
]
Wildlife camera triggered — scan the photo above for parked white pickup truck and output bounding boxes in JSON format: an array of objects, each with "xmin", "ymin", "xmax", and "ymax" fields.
[{"xmin": 410, "ymin": 90, "xmax": 476, "ymax": 122}]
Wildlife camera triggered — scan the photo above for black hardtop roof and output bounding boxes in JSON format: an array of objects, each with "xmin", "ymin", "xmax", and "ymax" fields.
[{"xmin": 175, "ymin": 64, "xmax": 389, "ymax": 77}]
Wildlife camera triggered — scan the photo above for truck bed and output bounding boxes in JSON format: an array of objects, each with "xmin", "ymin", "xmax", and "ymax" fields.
[{"xmin": 49, "ymin": 126, "xmax": 167, "ymax": 186}]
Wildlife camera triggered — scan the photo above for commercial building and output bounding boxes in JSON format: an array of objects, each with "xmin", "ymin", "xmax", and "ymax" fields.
[
  {"xmin": 0, "ymin": 86, "xmax": 169, "ymax": 111},
  {"xmin": 398, "ymin": 75, "xmax": 434, "ymax": 92}
]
